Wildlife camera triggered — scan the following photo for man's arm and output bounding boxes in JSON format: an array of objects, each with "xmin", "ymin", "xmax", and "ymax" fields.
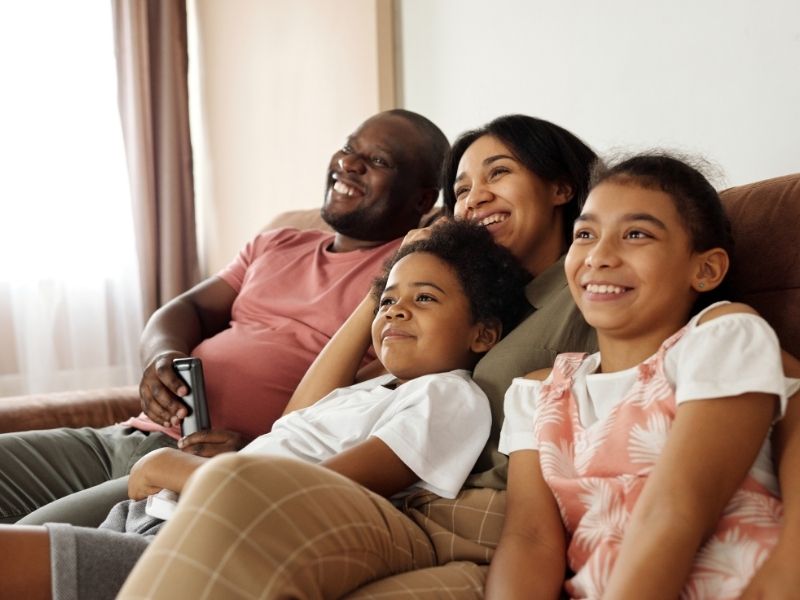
[
  {"xmin": 139, "ymin": 276, "xmax": 237, "ymax": 427},
  {"xmin": 283, "ymin": 294, "xmax": 376, "ymax": 415}
]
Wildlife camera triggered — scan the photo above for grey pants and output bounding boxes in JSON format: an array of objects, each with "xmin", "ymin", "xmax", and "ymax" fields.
[
  {"xmin": 0, "ymin": 425, "xmax": 176, "ymax": 526},
  {"xmin": 48, "ymin": 496, "xmax": 166, "ymax": 600}
]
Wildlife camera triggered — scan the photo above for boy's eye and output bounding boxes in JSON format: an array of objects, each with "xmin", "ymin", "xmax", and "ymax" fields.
[
  {"xmin": 625, "ymin": 229, "xmax": 651, "ymax": 240},
  {"xmin": 371, "ymin": 156, "xmax": 389, "ymax": 167},
  {"xmin": 416, "ymin": 293, "xmax": 436, "ymax": 303},
  {"xmin": 379, "ymin": 297, "xmax": 396, "ymax": 308}
]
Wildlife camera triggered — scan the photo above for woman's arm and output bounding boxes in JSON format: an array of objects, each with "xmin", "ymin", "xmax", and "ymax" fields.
[
  {"xmin": 603, "ymin": 391, "xmax": 777, "ymax": 599},
  {"xmin": 740, "ymin": 350, "xmax": 800, "ymax": 599},
  {"xmin": 283, "ymin": 294, "xmax": 377, "ymax": 415},
  {"xmin": 485, "ymin": 449, "xmax": 566, "ymax": 600}
]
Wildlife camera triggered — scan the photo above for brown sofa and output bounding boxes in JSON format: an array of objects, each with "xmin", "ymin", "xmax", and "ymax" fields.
[{"xmin": 1, "ymin": 173, "xmax": 798, "ymax": 433}]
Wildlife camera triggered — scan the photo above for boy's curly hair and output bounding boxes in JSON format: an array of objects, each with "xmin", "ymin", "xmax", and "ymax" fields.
[{"xmin": 372, "ymin": 220, "xmax": 532, "ymax": 339}]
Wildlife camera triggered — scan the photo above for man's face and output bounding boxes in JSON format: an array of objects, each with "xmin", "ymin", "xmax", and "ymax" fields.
[{"xmin": 322, "ymin": 114, "xmax": 427, "ymax": 241}]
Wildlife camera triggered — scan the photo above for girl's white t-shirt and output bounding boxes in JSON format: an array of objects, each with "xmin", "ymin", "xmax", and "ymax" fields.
[
  {"xmin": 500, "ymin": 305, "xmax": 800, "ymax": 496},
  {"xmin": 242, "ymin": 369, "xmax": 490, "ymax": 499}
]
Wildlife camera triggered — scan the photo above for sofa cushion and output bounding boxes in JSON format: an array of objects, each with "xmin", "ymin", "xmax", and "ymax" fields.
[{"xmin": 720, "ymin": 173, "xmax": 800, "ymax": 357}]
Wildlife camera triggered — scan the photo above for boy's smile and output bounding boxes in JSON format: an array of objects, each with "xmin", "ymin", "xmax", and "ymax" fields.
[{"xmin": 371, "ymin": 252, "xmax": 490, "ymax": 383}]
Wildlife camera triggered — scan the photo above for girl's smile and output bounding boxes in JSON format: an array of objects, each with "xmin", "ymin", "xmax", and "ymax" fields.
[{"xmin": 565, "ymin": 181, "xmax": 704, "ymax": 356}]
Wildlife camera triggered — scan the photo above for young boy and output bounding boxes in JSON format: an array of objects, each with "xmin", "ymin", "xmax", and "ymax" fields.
[{"xmin": 1, "ymin": 220, "xmax": 531, "ymax": 600}]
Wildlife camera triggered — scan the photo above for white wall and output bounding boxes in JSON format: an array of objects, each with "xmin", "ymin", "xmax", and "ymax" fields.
[
  {"xmin": 190, "ymin": 0, "xmax": 390, "ymax": 274},
  {"xmin": 398, "ymin": 0, "xmax": 800, "ymax": 188}
]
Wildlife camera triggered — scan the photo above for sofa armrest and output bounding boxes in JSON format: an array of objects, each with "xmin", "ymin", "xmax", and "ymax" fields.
[{"xmin": 0, "ymin": 386, "xmax": 140, "ymax": 434}]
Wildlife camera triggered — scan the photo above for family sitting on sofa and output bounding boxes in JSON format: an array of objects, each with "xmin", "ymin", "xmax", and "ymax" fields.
[{"xmin": 1, "ymin": 110, "xmax": 798, "ymax": 600}]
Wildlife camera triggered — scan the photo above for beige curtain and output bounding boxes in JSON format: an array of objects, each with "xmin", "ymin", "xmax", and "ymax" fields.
[{"xmin": 112, "ymin": 0, "xmax": 199, "ymax": 319}]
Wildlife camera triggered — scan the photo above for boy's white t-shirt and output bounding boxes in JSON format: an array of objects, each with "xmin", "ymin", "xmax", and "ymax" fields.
[
  {"xmin": 242, "ymin": 369, "xmax": 491, "ymax": 499},
  {"xmin": 500, "ymin": 306, "xmax": 800, "ymax": 496}
]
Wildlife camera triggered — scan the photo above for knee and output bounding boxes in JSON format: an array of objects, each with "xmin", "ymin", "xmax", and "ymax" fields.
[{"xmin": 183, "ymin": 454, "xmax": 335, "ymax": 504}]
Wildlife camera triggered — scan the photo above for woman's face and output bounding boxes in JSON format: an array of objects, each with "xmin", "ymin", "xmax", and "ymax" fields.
[{"xmin": 451, "ymin": 135, "xmax": 570, "ymax": 275}]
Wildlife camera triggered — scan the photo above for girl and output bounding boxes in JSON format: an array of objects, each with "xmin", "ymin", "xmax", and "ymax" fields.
[
  {"xmin": 489, "ymin": 154, "xmax": 800, "ymax": 599},
  {"xmin": 0, "ymin": 221, "xmax": 531, "ymax": 600}
]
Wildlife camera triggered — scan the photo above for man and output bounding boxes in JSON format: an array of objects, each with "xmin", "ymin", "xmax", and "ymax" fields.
[{"xmin": 0, "ymin": 109, "xmax": 449, "ymax": 526}]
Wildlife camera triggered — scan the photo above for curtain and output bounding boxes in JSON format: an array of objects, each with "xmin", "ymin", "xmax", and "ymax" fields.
[
  {"xmin": 0, "ymin": 3, "xmax": 145, "ymax": 395},
  {"xmin": 112, "ymin": 0, "xmax": 199, "ymax": 319}
]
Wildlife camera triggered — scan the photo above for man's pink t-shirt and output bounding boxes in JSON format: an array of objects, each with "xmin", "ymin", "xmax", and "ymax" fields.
[{"xmin": 128, "ymin": 228, "xmax": 401, "ymax": 442}]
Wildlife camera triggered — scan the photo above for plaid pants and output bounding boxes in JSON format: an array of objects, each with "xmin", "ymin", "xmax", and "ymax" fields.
[{"xmin": 117, "ymin": 455, "xmax": 506, "ymax": 599}]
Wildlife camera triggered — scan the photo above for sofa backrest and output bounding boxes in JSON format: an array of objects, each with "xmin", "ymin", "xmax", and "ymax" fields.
[{"xmin": 720, "ymin": 173, "xmax": 800, "ymax": 357}]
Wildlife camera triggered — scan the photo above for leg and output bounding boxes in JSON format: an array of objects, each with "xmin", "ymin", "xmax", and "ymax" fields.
[
  {"xmin": 118, "ymin": 455, "xmax": 437, "ymax": 600},
  {"xmin": 345, "ymin": 563, "xmax": 487, "ymax": 599},
  {"xmin": 0, "ymin": 524, "xmax": 51, "ymax": 600},
  {"xmin": 341, "ymin": 488, "xmax": 506, "ymax": 598},
  {"xmin": 0, "ymin": 426, "xmax": 175, "ymax": 524},
  {"xmin": 17, "ymin": 476, "xmax": 131, "ymax": 527}
]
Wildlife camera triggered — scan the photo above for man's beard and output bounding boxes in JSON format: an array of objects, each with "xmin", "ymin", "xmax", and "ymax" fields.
[{"xmin": 321, "ymin": 203, "xmax": 390, "ymax": 242}]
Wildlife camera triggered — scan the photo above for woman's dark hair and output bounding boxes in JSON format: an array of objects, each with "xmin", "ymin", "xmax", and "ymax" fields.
[
  {"xmin": 441, "ymin": 114, "xmax": 597, "ymax": 247},
  {"xmin": 590, "ymin": 152, "xmax": 735, "ymax": 310},
  {"xmin": 372, "ymin": 220, "xmax": 532, "ymax": 339}
]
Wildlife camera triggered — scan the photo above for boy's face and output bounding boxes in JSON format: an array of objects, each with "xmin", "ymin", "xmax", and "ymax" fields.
[{"xmin": 372, "ymin": 252, "xmax": 494, "ymax": 383}]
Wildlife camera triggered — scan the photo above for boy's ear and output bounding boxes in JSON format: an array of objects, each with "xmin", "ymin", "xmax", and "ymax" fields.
[
  {"xmin": 470, "ymin": 319, "xmax": 502, "ymax": 354},
  {"xmin": 691, "ymin": 247, "xmax": 729, "ymax": 292}
]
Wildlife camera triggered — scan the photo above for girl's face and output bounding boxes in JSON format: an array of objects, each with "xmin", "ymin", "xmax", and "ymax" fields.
[
  {"xmin": 371, "ymin": 252, "xmax": 496, "ymax": 383},
  {"xmin": 565, "ymin": 181, "xmax": 705, "ymax": 345},
  {"xmin": 451, "ymin": 135, "xmax": 570, "ymax": 275}
]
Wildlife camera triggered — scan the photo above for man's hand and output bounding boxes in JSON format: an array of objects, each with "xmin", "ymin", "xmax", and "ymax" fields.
[
  {"xmin": 139, "ymin": 351, "xmax": 191, "ymax": 427},
  {"xmin": 178, "ymin": 429, "xmax": 244, "ymax": 457}
]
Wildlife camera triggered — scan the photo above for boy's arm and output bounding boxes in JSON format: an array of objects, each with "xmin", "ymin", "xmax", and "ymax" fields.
[
  {"xmin": 485, "ymin": 449, "xmax": 566, "ymax": 600},
  {"xmin": 127, "ymin": 448, "xmax": 209, "ymax": 500},
  {"xmin": 603, "ymin": 391, "xmax": 776, "ymax": 599},
  {"xmin": 320, "ymin": 437, "xmax": 418, "ymax": 498},
  {"xmin": 740, "ymin": 350, "xmax": 800, "ymax": 599},
  {"xmin": 283, "ymin": 294, "xmax": 377, "ymax": 415}
]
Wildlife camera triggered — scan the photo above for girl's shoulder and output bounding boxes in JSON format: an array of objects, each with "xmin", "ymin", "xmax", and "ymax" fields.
[
  {"xmin": 696, "ymin": 301, "xmax": 759, "ymax": 326},
  {"xmin": 523, "ymin": 367, "xmax": 552, "ymax": 382}
]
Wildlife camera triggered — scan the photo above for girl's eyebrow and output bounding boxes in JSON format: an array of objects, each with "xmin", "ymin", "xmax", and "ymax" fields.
[
  {"xmin": 575, "ymin": 212, "xmax": 668, "ymax": 230},
  {"xmin": 454, "ymin": 154, "xmax": 516, "ymax": 184}
]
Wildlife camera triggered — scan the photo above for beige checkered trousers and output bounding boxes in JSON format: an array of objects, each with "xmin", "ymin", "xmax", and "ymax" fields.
[{"xmin": 117, "ymin": 454, "xmax": 506, "ymax": 599}]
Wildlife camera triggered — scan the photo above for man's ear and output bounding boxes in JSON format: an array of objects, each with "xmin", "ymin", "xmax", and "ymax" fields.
[
  {"xmin": 470, "ymin": 318, "xmax": 502, "ymax": 354},
  {"xmin": 691, "ymin": 247, "xmax": 729, "ymax": 292},
  {"xmin": 415, "ymin": 187, "xmax": 439, "ymax": 216}
]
